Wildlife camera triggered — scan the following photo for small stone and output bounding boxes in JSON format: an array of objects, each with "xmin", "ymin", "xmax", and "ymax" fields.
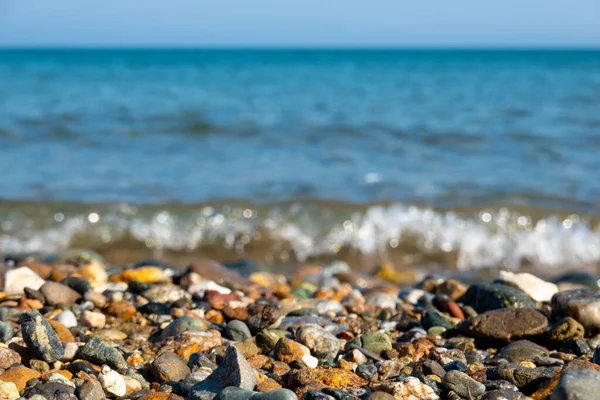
[
  {"xmin": 358, "ymin": 332, "xmax": 392, "ymax": 354},
  {"xmin": 423, "ymin": 310, "xmax": 454, "ymax": 330},
  {"xmin": 562, "ymin": 338, "xmax": 591, "ymax": 356},
  {"xmin": 459, "ymin": 308, "xmax": 548, "ymax": 341},
  {"xmin": 161, "ymin": 316, "xmax": 211, "ymax": 339},
  {"xmin": 20, "ymin": 310, "xmax": 65, "ymax": 362},
  {"xmin": 498, "ymin": 271, "xmax": 558, "ymax": 302},
  {"xmin": 30, "ymin": 359, "xmax": 50, "ymax": 373},
  {"xmin": 296, "ymin": 324, "xmax": 339, "ymax": 361},
  {"xmin": 189, "ymin": 345, "xmax": 258, "ymax": 400},
  {"xmin": 550, "ymin": 369, "xmax": 600, "ymax": 400},
  {"xmin": 499, "ymin": 341, "xmax": 550, "ymax": 363},
  {"xmin": 48, "ymin": 372, "xmax": 77, "ymax": 389},
  {"xmin": 285, "ymin": 368, "xmax": 366, "ymax": 397},
  {"xmin": 0, "ymin": 381, "xmax": 19, "ymax": 400},
  {"xmin": 273, "ymin": 338, "xmax": 306, "ymax": 364},
  {"xmin": 39, "ymin": 281, "xmax": 82, "ymax": 306},
  {"xmin": 0, "ymin": 321, "xmax": 14, "ymax": 342},
  {"xmin": 462, "ymin": 283, "xmax": 535, "ymax": 313},
  {"xmin": 48, "ymin": 319, "xmax": 76, "ymax": 343},
  {"xmin": 371, "ymin": 378, "xmax": 440, "ymax": 400},
  {"xmin": 356, "ymin": 364, "xmax": 378, "ymax": 380},
  {"xmin": 106, "ymin": 300, "xmax": 137, "ymax": 319},
  {"xmin": 138, "ymin": 302, "xmax": 172, "ymax": 315},
  {"xmin": 3, "ymin": 266, "xmax": 46, "ymax": 294},
  {"xmin": 149, "ymin": 352, "xmax": 191, "ymax": 383},
  {"xmin": 143, "ymin": 285, "xmax": 190, "ymax": 304},
  {"xmin": 0, "ymin": 365, "xmax": 41, "ymax": 391},
  {"xmin": 552, "ymin": 289, "xmax": 600, "ymax": 332},
  {"xmin": 62, "ymin": 342, "xmax": 79, "ymax": 362},
  {"xmin": 76, "ymin": 379, "xmax": 106, "ymax": 400},
  {"xmin": 114, "ymin": 266, "xmax": 170, "ymax": 283},
  {"xmin": 214, "ymin": 387, "xmax": 255, "ymax": 400},
  {"xmin": 251, "ymin": 388, "xmax": 297, "ymax": 400},
  {"xmin": 443, "ymin": 370, "xmax": 486, "ymax": 399},
  {"xmin": 247, "ymin": 303, "xmax": 283, "ymax": 333},
  {"xmin": 98, "ymin": 365, "xmax": 127, "ymax": 397},
  {"xmin": 188, "ymin": 352, "xmax": 218, "ymax": 371},
  {"xmin": 225, "ymin": 320, "xmax": 252, "ymax": 342},
  {"xmin": 0, "ymin": 347, "xmax": 21, "ymax": 369},
  {"xmin": 54, "ymin": 310, "xmax": 78, "ymax": 328},
  {"xmin": 79, "ymin": 335, "xmax": 128, "ymax": 371},
  {"xmin": 81, "ymin": 310, "xmax": 107, "ymax": 329},
  {"xmin": 549, "ymin": 317, "xmax": 585, "ymax": 342},
  {"xmin": 60, "ymin": 276, "xmax": 93, "ymax": 295},
  {"xmin": 367, "ymin": 393, "xmax": 395, "ymax": 400}
]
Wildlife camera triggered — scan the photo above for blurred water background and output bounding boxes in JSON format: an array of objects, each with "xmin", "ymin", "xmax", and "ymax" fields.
[{"xmin": 1, "ymin": 49, "xmax": 599, "ymax": 273}]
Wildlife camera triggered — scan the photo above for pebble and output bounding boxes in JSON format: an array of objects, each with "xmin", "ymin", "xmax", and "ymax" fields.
[
  {"xmin": 499, "ymin": 340, "xmax": 550, "ymax": 363},
  {"xmin": 0, "ymin": 320, "xmax": 14, "ymax": 342},
  {"xmin": 20, "ymin": 310, "xmax": 65, "ymax": 362},
  {"xmin": 0, "ymin": 365, "xmax": 41, "ymax": 391},
  {"xmin": 189, "ymin": 345, "xmax": 258, "ymax": 400},
  {"xmin": 498, "ymin": 270, "xmax": 559, "ymax": 302},
  {"xmin": 296, "ymin": 324, "xmax": 340, "ymax": 360},
  {"xmin": 356, "ymin": 364, "xmax": 378, "ymax": 380},
  {"xmin": 552, "ymin": 289, "xmax": 600, "ymax": 331},
  {"xmin": 462, "ymin": 283, "xmax": 535, "ymax": 313},
  {"xmin": 81, "ymin": 310, "xmax": 107, "ymax": 329},
  {"xmin": 54, "ymin": 310, "xmax": 78, "ymax": 328},
  {"xmin": 98, "ymin": 365, "xmax": 127, "ymax": 397},
  {"xmin": 76, "ymin": 379, "xmax": 106, "ymax": 400},
  {"xmin": 149, "ymin": 352, "xmax": 191, "ymax": 382},
  {"xmin": 459, "ymin": 307, "xmax": 548, "ymax": 341},
  {"xmin": 0, "ymin": 381, "xmax": 19, "ymax": 400},
  {"xmin": 443, "ymin": 370, "xmax": 486, "ymax": 399},
  {"xmin": 161, "ymin": 316, "xmax": 211, "ymax": 339},
  {"xmin": 549, "ymin": 317, "xmax": 585, "ymax": 342},
  {"xmin": 40, "ymin": 281, "xmax": 82, "ymax": 306},
  {"xmin": 79, "ymin": 335, "xmax": 128, "ymax": 371},
  {"xmin": 550, "ymin": 369, "xmax": 600, "ymax": 399},
  {"xmin": 225, "ymin": 320, "xmax": 253, "ymax": 342},
  {"xmin": 351, "ymin": 332, "xmax": 392, "ymax": 355},
  {"xmin": 3, "ymin": 266, "xmax": 46, "ymax": 294}
]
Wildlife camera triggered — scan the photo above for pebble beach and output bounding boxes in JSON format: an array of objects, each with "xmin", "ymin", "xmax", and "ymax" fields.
[{"xmin": 1, "ymin": 250, "xmax": 600, "ymax": 399}]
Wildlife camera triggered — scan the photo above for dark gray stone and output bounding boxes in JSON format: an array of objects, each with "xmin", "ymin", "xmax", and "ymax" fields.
[
  {"xmin": 225, "ymin": 320, "xmax": 252, "ymax": 342},
  {"xmin": 498, "ymin": 340, "xmax": 550, "ymax": 363},
  {"xmin": 79, "ymin": 335, "xmax": 127, "ymax": 371},
  {"xmin": 423, "ymin": 310, "xmax": 454, "ymax": 330},
  {"xmin": 550, "ymin": 369, "xmax": 600, "ymax": 399},
  {"xmin": 251, "ymin": 389, "xmax": 297, "ymax": 400},
  {"xmin": 462, "ymin": 283, "xmax": 535, "ymax": 313},
  {"xmin": 356, "ymin": 364, "xmax": 378, "ymax": 380},
  {"xmin": 215, "ymin": 387, "xmax": 255, "ymax": 400},
  {"xmin": 443, "ymin": 370, "xmax": 486, "ymax": 399},
  {"xmin": 0, "ymin": 321, "xmax": 14, "ymax": 343},
  {"xmin": 481, "ymin": 390, "xmax": 528, "ymax": 400},
  {"xmin": 188, "ymin": 352, "xmax": 218, "ymax": 372},
  {"xmin": 19, "ymin": 310, "xmax": 64, "ymax": 363},
  {"xmin": 75, "ymin": 379, "xmax": 106, "ymax": 400},
  {"xmin": 189, "ymin": 345, "xmax": 258, "ymax": 400}
]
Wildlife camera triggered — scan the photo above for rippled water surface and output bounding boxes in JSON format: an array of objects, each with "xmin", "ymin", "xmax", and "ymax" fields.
[{"xmin": 1, "ymin": 49, "xmax": 599, "ymax": 272}]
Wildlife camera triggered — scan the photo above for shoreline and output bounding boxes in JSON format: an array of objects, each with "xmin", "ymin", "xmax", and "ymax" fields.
[{"xmin": 0, "ymin": 249, "xmax": 599, "ymax": 398}]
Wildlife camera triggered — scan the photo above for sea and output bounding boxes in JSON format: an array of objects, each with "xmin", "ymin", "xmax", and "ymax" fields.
[{"xmin": 1, "ymin": 49, "xmax": 599, "ymax": 275}]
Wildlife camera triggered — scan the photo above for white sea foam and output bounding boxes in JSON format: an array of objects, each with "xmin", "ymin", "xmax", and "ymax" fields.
[{"xmin": 1, "ymin": 203, "xmax": 599, "ymax": 270}]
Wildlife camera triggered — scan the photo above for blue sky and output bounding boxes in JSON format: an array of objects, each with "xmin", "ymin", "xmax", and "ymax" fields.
[{"xmin": 1, "ymin": 0, "xmax": 599, "ymax": 47}]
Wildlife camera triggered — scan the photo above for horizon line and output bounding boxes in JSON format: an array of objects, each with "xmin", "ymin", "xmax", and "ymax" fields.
[{"xmin": 1, "ymin": 44, "xmax": 600, "ymax": 51}]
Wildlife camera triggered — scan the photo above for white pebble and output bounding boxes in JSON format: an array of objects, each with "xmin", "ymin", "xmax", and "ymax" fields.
[
  {"xmin": 498, "ymin": 271, "xmax": 558, "ymax": 302},
  {"xmin": 98, "ymin": 365, "xmax": 127, "ymax": 397},
  {"xmin": 54, "ymin": 311, "xmax": 78, "ymax": 328}
]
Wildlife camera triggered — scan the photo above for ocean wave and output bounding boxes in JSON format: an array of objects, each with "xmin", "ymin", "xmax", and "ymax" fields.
[{"xmin": 1, "ymin": 201, "xmax": 599, "ymax": 271}]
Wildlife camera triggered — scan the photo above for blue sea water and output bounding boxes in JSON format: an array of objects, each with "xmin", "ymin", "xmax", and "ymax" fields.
[{"xmin": 0, "ymin": 49, "xmax": 600, "ymax": 271}]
